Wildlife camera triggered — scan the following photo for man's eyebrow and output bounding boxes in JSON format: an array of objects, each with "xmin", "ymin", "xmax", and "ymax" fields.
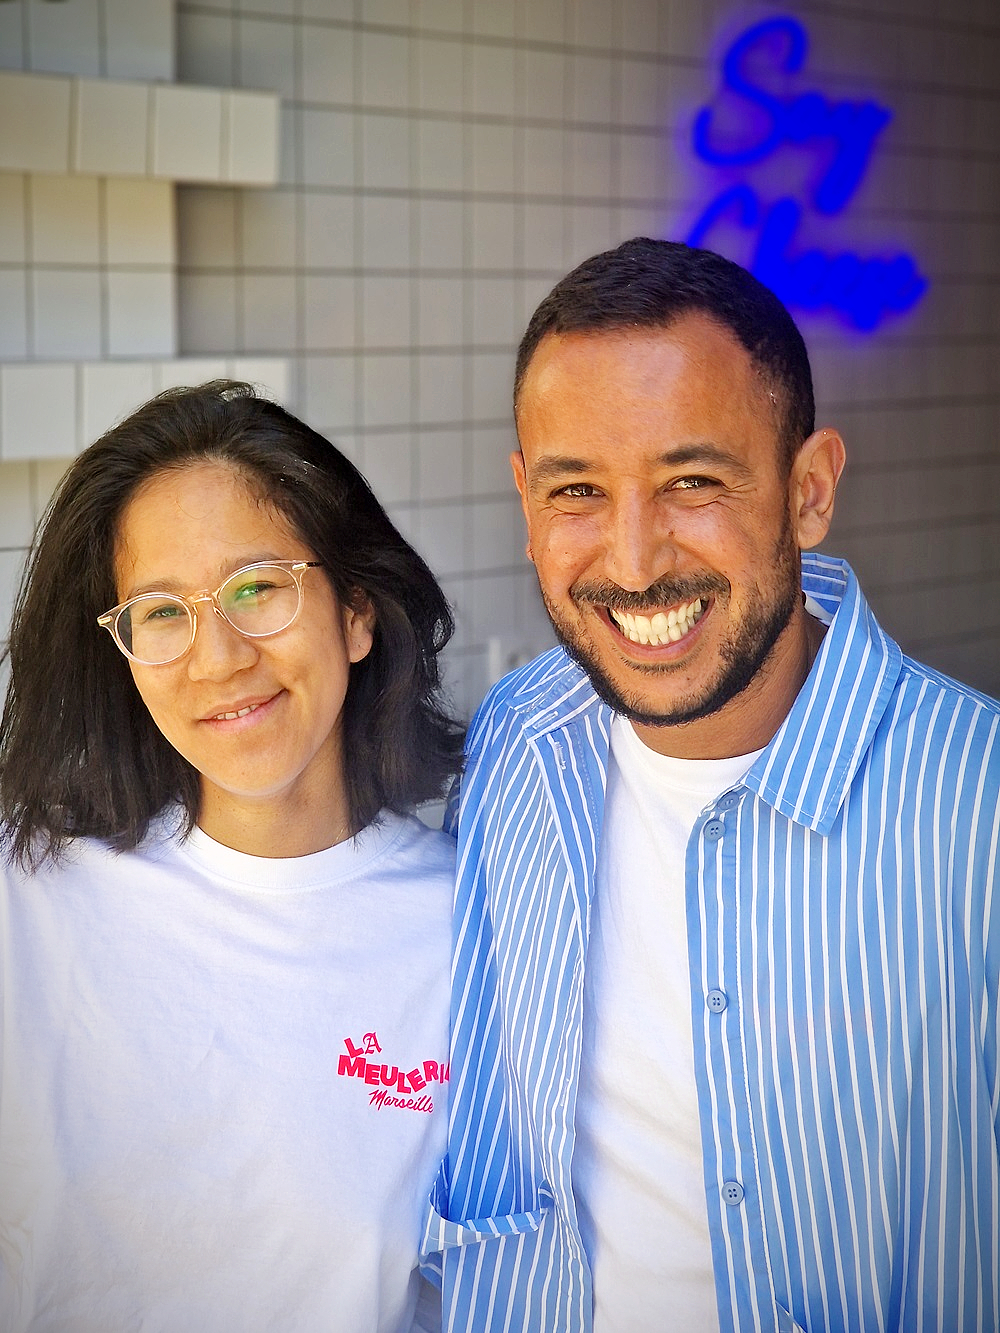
[
  {"xmin": 526, "ymin": 443, "xmax": 752, "ymax": 485},
  {"xmin": 526, "ymin": 455, "xmax": 597, "ymax": 485},
  {"xmin": 658, "ymin": 443, "xmax": 751, "ymax": 473}
]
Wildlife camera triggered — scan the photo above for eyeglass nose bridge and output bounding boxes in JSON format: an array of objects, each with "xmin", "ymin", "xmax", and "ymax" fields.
[{"xmin": 188, "ymin": 588, "xmax": 231, "ymax": 624}]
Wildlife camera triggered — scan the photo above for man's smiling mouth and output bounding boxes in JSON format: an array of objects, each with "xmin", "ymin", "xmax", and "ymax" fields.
[{"xmin": 608, "ymin": 597, "xmax": 706, "ymax": 647}]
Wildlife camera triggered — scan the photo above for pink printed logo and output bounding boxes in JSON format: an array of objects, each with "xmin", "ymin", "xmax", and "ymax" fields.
[{"xmin": 337, "ymin": 1031, "xmax": 449, "ymax": 1113}]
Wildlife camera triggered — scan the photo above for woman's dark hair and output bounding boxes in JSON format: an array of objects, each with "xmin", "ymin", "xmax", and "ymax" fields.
[
  {"xmin": 514, "ymin": 237, "xmax": 815, "ymax": 469},
  {"xmin": 1, "ymin": 381, "xmax": 464, "ymax": 868}
]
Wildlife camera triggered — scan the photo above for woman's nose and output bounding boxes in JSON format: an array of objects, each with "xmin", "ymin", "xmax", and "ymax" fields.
[{"xmin": 185, "ymin": 603, "xmax": 258, "ymax": 681}]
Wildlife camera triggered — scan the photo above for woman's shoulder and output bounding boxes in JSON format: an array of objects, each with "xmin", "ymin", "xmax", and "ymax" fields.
[
  {"xmin": 365, "ymin": 810, "xmax": 456, "ymax": 878},
  {"xmin": 1, "ymin": 810, "xmax": 185, "ymax": 889}
]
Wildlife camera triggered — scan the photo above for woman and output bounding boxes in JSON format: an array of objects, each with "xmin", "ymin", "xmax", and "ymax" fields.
[{"xmin": 0, "ymin": 382, "xmax": 463, "ymax": 1332}]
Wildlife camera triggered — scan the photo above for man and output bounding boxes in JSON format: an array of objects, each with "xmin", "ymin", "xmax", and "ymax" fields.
[{"xmin": 422, "ymin": 239, "xmax": 999, "ymax": 1332}]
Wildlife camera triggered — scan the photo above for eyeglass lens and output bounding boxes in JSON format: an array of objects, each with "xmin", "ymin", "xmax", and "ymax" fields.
[{"xmin": 117, "ymin": 564, "xmax": 301, "ymax": 665}]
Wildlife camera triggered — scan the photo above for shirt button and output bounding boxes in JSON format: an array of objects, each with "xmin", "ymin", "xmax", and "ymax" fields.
[
  {"xmin": 722, "ymin": 1180, "xmax": 745, "ymax": 1207},
  {"xmin": 704, "ymin": 819, "xmax": 724, "ymax": 841},
  {"xmin": 706, "ymin": 989, "xmax": 728, "ymax": 1013},
  {"xmin": 718, "ymin": 793, "xmax": 740, "ymax": 810}
]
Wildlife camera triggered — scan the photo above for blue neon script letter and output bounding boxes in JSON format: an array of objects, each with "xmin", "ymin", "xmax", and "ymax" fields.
[
  {"xmin": 692, "ymin": 17, "xmax": 891, "ymax": 214},
  {"xmin": 686, "ymin": 185, "xmax": 927, "ymax": 330}
]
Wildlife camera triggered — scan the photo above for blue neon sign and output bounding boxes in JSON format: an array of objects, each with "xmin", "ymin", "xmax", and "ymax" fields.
[{"xmin": 685, "ymin": 17, "xmax": 927, "ymax": 331}]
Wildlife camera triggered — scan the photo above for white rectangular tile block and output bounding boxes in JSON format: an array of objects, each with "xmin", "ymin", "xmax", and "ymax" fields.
[
  {"xmin": 27, "ymin": 0, "xmax": 101, "ymax": 78},
  {"xmin": 0, "ymin": 363, "xmax": 78, "ymax": 461},
  {"xmin": 225, "ymin": 92, "xmax": 280, "ymax": 185},
  {"xmin": 0, "ymin": 73, "xmax": 71, "ymax": 174},
  {"xmin": 30, "ymin": 175, "xmax": 101, "ymax": 264},
  {"xmin": 0, "ymin": 549, "xmax": 28, "ymax": 651},
  {"xmin": 229, "ymin": 359, "xmax": 290, "ymax": 404},
  {"xmin": 152, "ymin": 85, "xmax": 223, "ymax": 182},
  {"xmin": 32, "ymin": 459, "xmax": 75, "ymax": 523},
  {"xmin": 104, "ymin": 179, "xmax": 175, "ymax": 266},
  {"xmin": 0, "ymin": 5, "xmax": 24, "ymax": 74},
  {"xmin": 32, "ymin": 269, "xmax": 103, "ymax": 359},
  {"xmin": 0, "ymin": 459, "xmax": 34, "ymax": 548},
  {"xmin": 102, "ymin": 0, "xmax": 175, "ymax": 82},
  {"xmin": 0, "ymin": 175, "xmax": 26, "ymax": 263},
  {"xmin": 74, "ymin": 79, "xmax": 150, "ymax": 177},
  {"xmin": 106, "ymin": 272, "xmax": 177, "ymax": 357},
  {"xmin": 153, "ymin": 359, "xmax": 228, "ymax": 391},
  {"xmin": 81, "ymin": 362, "xmax": 157, "ymax": 445},
  {"xmin": 0, "ymin": 272, "xmax": 28, "ymax": 360}
]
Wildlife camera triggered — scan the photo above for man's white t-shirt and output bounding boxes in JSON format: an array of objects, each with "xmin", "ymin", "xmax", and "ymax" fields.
[
  {"xmin": 0, "ymin": 811, "xmax": 452, "ymax": 1333},
  {"xmin": 574, "ymin": 717, "xmax": 763, "ymax": 1332}
]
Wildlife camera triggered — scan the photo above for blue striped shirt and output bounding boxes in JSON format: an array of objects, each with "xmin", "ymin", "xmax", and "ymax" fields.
[{"xmin": 422, "ymin": 554, "xmax": 1000, "ymax": 1333}]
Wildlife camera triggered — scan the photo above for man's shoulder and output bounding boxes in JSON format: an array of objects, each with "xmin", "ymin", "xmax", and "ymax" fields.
[
  {"xmin": 806, "ymin": 551, "xmax": 999, "ymax": 751},
  {"xmin": 855, "ymin": 649, "xmax": 1000, "ymax": 829},
  {"xmin": 898, "ymin": 651, "xmax": 999, "ymax": 712},
  {"xmin": 893, "ymin": 650, "xmax": 1000, "ymax": 752}
]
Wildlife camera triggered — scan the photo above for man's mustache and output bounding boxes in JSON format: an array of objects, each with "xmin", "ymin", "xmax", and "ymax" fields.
[{"xmin": 570, "ymin": 573, "xmax": 729, "ymax": 613}]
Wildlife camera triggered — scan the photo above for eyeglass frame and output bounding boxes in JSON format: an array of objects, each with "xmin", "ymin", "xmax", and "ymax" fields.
[{"xmin": 97, "ymin": 559, "xmax": 323, "ymax": 666}]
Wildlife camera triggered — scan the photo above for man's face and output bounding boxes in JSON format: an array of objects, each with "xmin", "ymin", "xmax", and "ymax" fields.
[{"xmin": 512, "ymin": 314, "xmax": 833, "ymax": 758}]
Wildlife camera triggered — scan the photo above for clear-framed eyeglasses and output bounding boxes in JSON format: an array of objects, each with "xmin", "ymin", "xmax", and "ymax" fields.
[{"xmin": 97, "ymin": 560, "xmax": 323, "ymax": 666}]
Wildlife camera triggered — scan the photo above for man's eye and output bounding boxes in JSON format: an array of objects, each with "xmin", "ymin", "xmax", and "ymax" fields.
[
  {"xmin": 556, "ymin": 483, "xmax": 598, "ymax": 499},
  {"xmin": 671, "ymin": 475, "xmax": 716, "ymax": 491}
]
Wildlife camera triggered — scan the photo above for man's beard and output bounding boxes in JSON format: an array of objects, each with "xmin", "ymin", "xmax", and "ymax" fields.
[{"xmin": 540, "ymin": 523, "xmax": 801, "ymax": 729}]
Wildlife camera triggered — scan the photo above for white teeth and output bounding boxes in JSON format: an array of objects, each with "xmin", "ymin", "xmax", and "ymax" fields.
[
  {"xmin": 215, "ymin": 704, "xmax": 258, "ymax": 721},
  {"xmin": 610, "ymin": 598, "xmax": 705, "ymax": 647}
]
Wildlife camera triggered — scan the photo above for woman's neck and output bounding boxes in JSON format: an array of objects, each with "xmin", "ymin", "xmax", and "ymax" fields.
[{"xmin": 196, "ymin": 787, "xmax": 355, "ymax": 858}]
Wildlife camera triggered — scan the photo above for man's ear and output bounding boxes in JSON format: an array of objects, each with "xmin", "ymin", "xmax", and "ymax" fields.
[
  {"xmin": 791, "ymin": 428, "xmax": 846, "ymax": 550},
  {"xmin": 510, "ymin": 450, "xmax": 534, "ymax": 563}
]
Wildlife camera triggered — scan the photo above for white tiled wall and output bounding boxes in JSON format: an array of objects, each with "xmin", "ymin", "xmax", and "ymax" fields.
[{"xmin": 2, "ymin": 0, "xmax": 998, "ymax": 716}]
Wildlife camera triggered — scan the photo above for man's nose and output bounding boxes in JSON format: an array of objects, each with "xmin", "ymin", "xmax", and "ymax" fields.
[{"xmin": 603, "ymin": 496, "xmax": 670, "ymax": 592}]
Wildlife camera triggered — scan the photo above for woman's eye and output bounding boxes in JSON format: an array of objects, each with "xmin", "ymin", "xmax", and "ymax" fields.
[
  {"xmin": 232, "ymin": 580, "xmax": 277, "ymax": 602},
  {"xmin": 143, "ymin": 602, "xmax": 184, "ymax": 622}
]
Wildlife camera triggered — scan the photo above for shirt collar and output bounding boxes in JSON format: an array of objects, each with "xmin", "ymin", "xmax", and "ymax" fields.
[{"xmin": 745, "ymin": 553, "xmax": 902, "ymax": 834}]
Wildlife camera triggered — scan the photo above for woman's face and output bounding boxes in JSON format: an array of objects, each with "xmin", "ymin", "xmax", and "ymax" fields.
[{"xmin": 114, "ymin": 461, "xmax": 374, "ymax": 847}]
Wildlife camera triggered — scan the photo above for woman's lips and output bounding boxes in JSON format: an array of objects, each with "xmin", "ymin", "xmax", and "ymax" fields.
[{"xmin": 200, "ymin": 691, "xmax": 281, "ymax": 726}]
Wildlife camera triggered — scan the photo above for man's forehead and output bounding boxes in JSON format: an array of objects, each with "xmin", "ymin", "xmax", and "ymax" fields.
[
  {"xmin": 521, "ymin": 319, "xmax": 767, "ymax": 419},
  {"xmin": 531, "ymin": 313, "xmax": 745, "ymax": 366},
  {"xmin": 515, "ymin": 316, "xmax": 787, "ymax": 477}
]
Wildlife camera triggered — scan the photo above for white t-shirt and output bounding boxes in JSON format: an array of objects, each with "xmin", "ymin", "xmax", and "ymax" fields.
[
  {"xmin": 0, "ymin": 811, "xmax": 452, "ymax": 1333},
  {"xmin": 574, "ymin": 718, "xmax": 762, "ymax": 1332}
]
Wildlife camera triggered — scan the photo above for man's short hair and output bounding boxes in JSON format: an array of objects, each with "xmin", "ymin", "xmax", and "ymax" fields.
[{"xmin": 514, "ymin": 238, "xmax": 816, "ymax": 468}]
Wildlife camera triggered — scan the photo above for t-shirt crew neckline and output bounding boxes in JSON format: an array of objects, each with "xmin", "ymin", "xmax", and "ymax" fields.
[
  {"xmin": 178, "ymin": 810, "xmax": 411, "ymax": 893},
  {"xmin": 613, "ymin": 714, "xmax": 765, "ymax": 801}
]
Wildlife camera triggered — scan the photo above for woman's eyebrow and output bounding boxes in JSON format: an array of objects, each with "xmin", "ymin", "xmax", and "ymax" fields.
[{"xmin": 123, "ymin": 553, "xmax": 287, "ymax": 600}]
